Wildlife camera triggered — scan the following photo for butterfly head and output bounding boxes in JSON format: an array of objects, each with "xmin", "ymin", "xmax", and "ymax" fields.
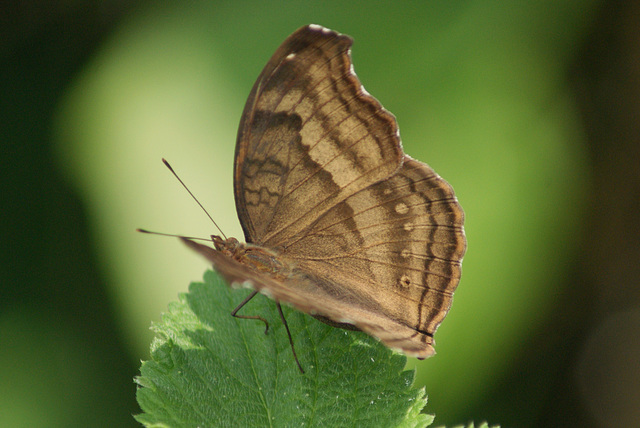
[{"xmin": 212, "ymin": 235, "xmax": 241, "ymax": 256}]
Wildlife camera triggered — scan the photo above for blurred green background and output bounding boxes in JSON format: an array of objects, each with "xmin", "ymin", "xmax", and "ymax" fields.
[{"xmin": 2, "ymin": 1, "xmax": 639, "ymax": 427}]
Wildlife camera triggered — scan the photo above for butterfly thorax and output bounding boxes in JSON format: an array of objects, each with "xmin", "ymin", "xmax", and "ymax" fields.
[{"xmin": 212, "ymin": 235, "xmax": 292, "ymax": 278}]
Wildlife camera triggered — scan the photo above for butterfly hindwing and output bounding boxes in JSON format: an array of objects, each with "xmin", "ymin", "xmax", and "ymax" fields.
[{"xmin": 280, "ymin": 155, "xmax": 465, "ymax": 348}]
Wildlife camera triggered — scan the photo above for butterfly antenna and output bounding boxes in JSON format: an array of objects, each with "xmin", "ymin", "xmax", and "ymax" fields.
[
  {"xmin": 162, "ymin": 158, "xmax": 227, "ymax": 239},
  {"xmin": 136, "ymin": 229, "xmax": 213, "ymax": 242}
]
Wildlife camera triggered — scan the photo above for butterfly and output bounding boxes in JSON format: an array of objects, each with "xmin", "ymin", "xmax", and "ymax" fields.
[{"xmin": 181, "ymin": 24, "xmax": 466, "ymax": 372}]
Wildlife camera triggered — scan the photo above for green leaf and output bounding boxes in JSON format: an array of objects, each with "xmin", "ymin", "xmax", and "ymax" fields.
[{"xmin": 135, "ymin": 270, "xmax": 432, "ymax": 427}]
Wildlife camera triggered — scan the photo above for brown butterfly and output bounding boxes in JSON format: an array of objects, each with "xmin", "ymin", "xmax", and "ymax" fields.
[{"xmin": 181, "ymin": 24, "xmax": 466, "ymax": 372}]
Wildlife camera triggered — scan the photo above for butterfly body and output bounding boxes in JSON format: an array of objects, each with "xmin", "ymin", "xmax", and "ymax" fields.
[
  {"xmin": 212, "ymin": 235, "xmax": 289, "ymax": 277},
  {"xmin": 183, "ymin": 24, "xmax": 466, "ymax": 361}
]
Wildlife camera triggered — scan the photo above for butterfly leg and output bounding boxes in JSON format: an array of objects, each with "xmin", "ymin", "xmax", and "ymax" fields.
[
  {"xmin": 231, "ymin": 290, "xmax": 269, "ymax": 334},
  {"xmin": 276, "ymin": 302, "xmax": 305, "ymax": 374}
]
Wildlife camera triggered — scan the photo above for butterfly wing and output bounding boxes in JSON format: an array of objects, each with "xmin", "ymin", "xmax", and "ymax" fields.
[
  {"xmin": 281, "ymin": 155, "xmax": 466, "ymax": 348},
  {"xmin": 233, "ymin": 25, "xmax": 403, "ymax": 245}
]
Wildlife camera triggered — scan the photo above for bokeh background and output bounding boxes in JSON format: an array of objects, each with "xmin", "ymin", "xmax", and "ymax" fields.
[{"xmin": 2, "ymin": 1, "xmax": 639, "ymax": 427}]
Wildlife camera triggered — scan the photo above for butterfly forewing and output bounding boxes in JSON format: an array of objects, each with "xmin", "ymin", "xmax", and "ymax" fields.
[{"xmin": 234, "ymin": 25, "xmax": 404, "ymax": 246}]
